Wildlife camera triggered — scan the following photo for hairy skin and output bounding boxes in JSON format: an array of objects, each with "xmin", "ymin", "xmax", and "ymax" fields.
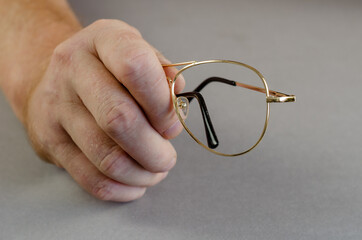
[
  {"xmin": 0, "ymin": 0, "xmax": 81, "ymax": 120},
  {"xmin": 0, "ymin": 0, "xmax": 185, "ymax": 202}
]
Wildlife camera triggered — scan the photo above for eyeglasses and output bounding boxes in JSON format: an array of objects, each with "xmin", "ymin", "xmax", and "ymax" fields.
[{"xmin": 163, "ymin": 60, "xmax": 295, "ymax": 157}]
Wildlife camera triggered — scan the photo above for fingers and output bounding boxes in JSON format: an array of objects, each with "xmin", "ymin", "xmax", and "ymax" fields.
[
  {"xmin": 69, "ymin": 54, "xmax": 177, "ymax": 173},
  {"xmin": 25, "ymin": 19, "xmax": 188, "ymax": 202},
  {"xmin": 152, "ymin": 47, "xmax": 186, "ymax": 94},
  {"xmin": 89, "ymin": 20, "xmax": 183, "ymax": 139},
  {"xmin": 59, "ymin": 102, "xmax": 168, "ymax": 187},
  {"xmin": 59, "ymin": 142, "xmax": 147, "ymax": 202}
]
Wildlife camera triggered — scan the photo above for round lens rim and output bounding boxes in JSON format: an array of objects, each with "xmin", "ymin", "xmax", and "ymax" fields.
[{"xmin": 171, "ymin": 60, "xmax": 271, "ymax": 157}]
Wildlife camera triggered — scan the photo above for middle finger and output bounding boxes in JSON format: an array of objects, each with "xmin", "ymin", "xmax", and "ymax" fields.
[{"xmin": 69, "ymin": 52, "xmax": 177, "ymax": 173}]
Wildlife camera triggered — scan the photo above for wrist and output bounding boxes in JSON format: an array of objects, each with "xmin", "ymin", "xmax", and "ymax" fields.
[{"xmin": 0, "ymin": 0, "xmax": 81, "ymax": 123}]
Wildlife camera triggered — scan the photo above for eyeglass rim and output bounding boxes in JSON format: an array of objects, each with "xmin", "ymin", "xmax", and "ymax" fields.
[{"xmin": 165, "ymin": 59, "xmax": 270, "ymax": 157}]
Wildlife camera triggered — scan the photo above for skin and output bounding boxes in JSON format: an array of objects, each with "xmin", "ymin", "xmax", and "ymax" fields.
[{"xmin": 0, "ymin": 0, "xmax": 185, "ymax": 202}]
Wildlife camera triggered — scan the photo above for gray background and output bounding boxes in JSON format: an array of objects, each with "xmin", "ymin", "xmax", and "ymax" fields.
[{"xmin": 1, "ymin": 0, "xmax": 362, "ymax": 239}]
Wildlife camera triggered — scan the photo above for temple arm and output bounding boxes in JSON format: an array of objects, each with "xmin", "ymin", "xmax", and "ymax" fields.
[
  {"xmin": 193, "ymin": 77, "xmax": 296, "ymax": 103},
  {"xmin": 173, "ymin": 76, "xmax": 295, "ymax": 149}
]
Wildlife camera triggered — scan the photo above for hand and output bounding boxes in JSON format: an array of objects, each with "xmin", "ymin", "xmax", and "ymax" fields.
[{"xmin": 25, "ymin": 19, "xmax": 185, "ymax": 202}]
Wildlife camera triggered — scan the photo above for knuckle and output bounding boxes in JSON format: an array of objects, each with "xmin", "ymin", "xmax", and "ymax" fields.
[
  {"xmin": 122, "ymin": 25, "xmax": 142, "ymax": 39},
  {"xmin": 100, "ymin": 101, "xmax": 138, "ymax": 138},
  {"xmin": 92, "ymin": 19, "xmax": 124, "ymax": 29},
  {"xmin": 99, "ymin": 147, "xmax": 132, "ymax": 177},
  {"xmin": 91, "ymin": 19, "xmax": 142, "ymax": 41},
  {"xmin": 92, "ymin": 19, "xmax": 111, "ymax": 27},
  {"xmin": 26, "ymin": 121, "xmax": 61, "ymax": 164},
  {"xmin": 112, "ymin": 21, "xmax": 142, "ymax": 38},
  {"xmin": 92, "ymin": 19, "xmax": 123, "ymax": 30},
  {"xmin": 52, "ymin": 42, "xmax": 78, "ymax": 68},
  {"xmin": 115, "ymin": 30, "xmax": 143, "ymax": 47},
  {"xmin": 118, "ymin": 46, "xmax": 153, "ymax": 82},
  {"xmin": 31, "ymin": 141, "xmax": 53, "ymax": 163},
  {"xmin": 91, "ymin": 178, "xmax": 146, "ymax": 202},
  {"xmin": 91, "ymin": 179, "xmax": 114, "ymax": 201},
  {"xmin": 52, "ymin": 44, "xmax": 71, "ymax": 65}
]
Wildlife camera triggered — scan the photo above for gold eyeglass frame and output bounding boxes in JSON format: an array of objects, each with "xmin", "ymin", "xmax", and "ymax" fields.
[{"xmin": 163, "ymin": 60, "xmax": 295, "ymax": 157}]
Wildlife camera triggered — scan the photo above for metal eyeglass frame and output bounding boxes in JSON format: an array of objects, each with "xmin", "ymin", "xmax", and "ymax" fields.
[{"xmin": 162, "ymin": 59, "xmax": 296, "ymax": 157}]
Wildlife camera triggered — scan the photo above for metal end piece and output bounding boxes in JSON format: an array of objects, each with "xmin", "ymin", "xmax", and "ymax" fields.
[{"xmin": 267, "ymin": 95, "xmax": 296, "ymax": 103}]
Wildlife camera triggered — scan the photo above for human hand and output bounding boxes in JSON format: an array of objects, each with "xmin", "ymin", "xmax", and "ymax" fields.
[{"xmin": 25, "ymin": 19, "xmax": 185, "ymax": 202}]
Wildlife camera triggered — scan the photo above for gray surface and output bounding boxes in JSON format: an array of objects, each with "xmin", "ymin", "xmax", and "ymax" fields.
[{"xmin": 1, "ymin": 0, "xmax": 362, "ymax": 239}]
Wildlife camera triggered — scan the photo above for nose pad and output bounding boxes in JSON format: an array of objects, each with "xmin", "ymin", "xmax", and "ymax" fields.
[{"xmin": 176, "ymin": 96, "xmax": 189, "ymax": 120}]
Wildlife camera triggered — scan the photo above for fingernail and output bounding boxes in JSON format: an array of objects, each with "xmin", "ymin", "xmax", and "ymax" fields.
[{"xmin": 163, "ymin": 121, "xmax": 183, "ymax": 139}]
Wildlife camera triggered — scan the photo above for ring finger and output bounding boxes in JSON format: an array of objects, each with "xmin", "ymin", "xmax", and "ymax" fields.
[{"xmin": 58, "ymin": 102, "xmax": 168, "ymax": 187}]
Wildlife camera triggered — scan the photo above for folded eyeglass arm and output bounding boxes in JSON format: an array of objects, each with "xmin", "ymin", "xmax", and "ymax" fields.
[{"xmin": 176, "ymin": 92, "xmax": 219, "ymax": 149}]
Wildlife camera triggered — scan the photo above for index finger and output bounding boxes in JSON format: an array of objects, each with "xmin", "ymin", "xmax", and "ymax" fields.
[{"xmin": 90, "ymin": 20, "xmax": 184, "ymax": 139}]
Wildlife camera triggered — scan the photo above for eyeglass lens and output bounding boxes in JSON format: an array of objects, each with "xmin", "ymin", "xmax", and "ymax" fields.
[{"xmin": 175, "ymin": 62, "xmax": 268, "ymax": 155}]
